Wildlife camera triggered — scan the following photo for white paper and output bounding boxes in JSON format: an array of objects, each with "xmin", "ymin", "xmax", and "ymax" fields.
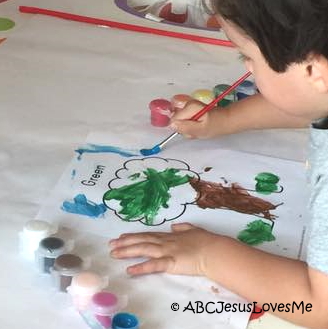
[
  {"xmin": 35, "ymin": 131, "xmax": 310, "ymax": 329},
  {"xmin": 37, "ymin": 131, "xmax": 309, "ymax": 261}
]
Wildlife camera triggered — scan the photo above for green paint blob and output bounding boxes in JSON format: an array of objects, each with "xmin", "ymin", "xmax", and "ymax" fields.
[
  {"xmin": 255, "ymin": 172, "xmax": 279, "ymax": 184},
  {"xmin": 0, "ymin": 17, "xmax": 15, "ymax": 31},
  {"xmin": 129, "ymin": 173, "xmax": 141, "ymax": 180},
  {"xmin": 255, "ymin": 182, "xmax": 278, "ymax": 194},
  {"xmin": 237, "ymin": 220, "xmax": 275, "ymax": 246},
  {"xmin": 255, "ymin": 172, "xmax": 280, "ymax": 194},
  {"xmin": 104, "ymin": 168, "xmax": 190, "ymax": 225}
]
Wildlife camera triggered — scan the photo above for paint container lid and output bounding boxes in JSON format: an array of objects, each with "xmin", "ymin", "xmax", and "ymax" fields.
[
  {"xmin": 21, "ymin": 220, "xmax": 57, "ymax": 242},
  {"xmin": 235, "ymin": 80, "xmax": 256, "ymax": 94},
  {"xmin": 171, "ymin": 94, "xmax": 192, "ymax": 110},
  {"xmin": 112, "ymin": 313, "xmax": 139, "ymax": 329},
  {"xmin": 23, "ymin": 220, "xmax": 53, "ymax": 236},
  {"xmin": 191, "ymin": 89, "xmax": 215, "ymax": 104},
  {"xmin": 38, "ymin": 237, "xmax": 66, "ymax": 257},
  {"xmin": 91, "ymin": 292, "xmax": 120, "ymax": 316},
  {"xmin": 149, "ymin": 99, "xmax": 172, "ymax": 117},
  {"xmin": 54, "ymin": 254, "xmax": 83, "ymax": 276},
  {"xmin": 19, "ymin": 220, "xmax": 58, "ymax": 259},
  {"xmin": 69, "ymin": 271, "xmax": 106, "ymax": 295},
  {"xmin": 213, "ymin": 84, "xmax": 236, "ymax": 100}
]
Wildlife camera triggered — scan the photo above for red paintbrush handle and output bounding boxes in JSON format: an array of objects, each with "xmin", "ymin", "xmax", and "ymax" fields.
[
  {"xmin": 191, "ymin": 71, "xmax": 252, "ymax": 121},
  {"xmin": 19, "ymin": 6, "xmax": 234, "ymax": 47}
]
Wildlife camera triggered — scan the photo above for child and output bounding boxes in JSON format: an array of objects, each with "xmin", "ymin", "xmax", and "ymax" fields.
[{"xmin": 110, "ymin": 1, "xmax": 328, "ymax": 327}]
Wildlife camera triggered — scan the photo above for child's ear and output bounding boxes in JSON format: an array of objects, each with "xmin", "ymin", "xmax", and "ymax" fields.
[{"xmin": 306, "ymin": 55, "xmax": 328, "ymax": 93}]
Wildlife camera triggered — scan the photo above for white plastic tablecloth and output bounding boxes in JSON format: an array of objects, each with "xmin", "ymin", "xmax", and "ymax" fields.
[{"xmin": 0, "ymin": 1, "xmax": 308, "ymax": 328}]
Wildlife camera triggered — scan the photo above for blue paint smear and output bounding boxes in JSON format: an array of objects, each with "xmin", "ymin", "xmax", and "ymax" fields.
[
  {"xmin": 75, "ymin": 144, "xmax": 140, "ymax": 160},
  {"xmin": 62, "ymin": 194, "xmax": 107, "ymax": 218},
  {"xmin": 140, "ymin": 144, "xmax": 161, "ymax": 156},
  {"xmin": 71, "ymin": 169, "xmax": 76, "ymax": 180}
]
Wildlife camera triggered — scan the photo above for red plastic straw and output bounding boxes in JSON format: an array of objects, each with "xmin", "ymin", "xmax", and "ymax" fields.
[{"xmin": 19, "ymin": 6, "xmax": 233, "ymax": 47}]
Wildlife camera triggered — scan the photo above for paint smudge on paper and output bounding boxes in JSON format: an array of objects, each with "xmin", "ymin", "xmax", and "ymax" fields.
[
  {"xmin": 71, "ymin": 169, "xmax": 76, "ymax": 180},
  {"xmin": 255, "ymin": 172, "xmax": 280, "ymax": 195},
  {"xmin": 62, "ymin": 194, "xmax": 107, "ymax": 218},
  {"xmin": 129, "ymin": 173, "xmax": 141, "ymax": 180},
  {"xmin": 190, "ymin": 178, "xmax": 281, "ymax": 220},
  {"xmin": 75, "ymin": 144, "xmax": 139, "ymax": 160},
  {"xmin": 204, "ymin": 167, "xmax": 212, "ymax": 172},
  {"xmin": 103, "ymin": 157, "xmax": 198, "ymax": 226},
  {"xmin": 104, "ymin": 168, "xmax": 190, "ymax": 225},
  {"xmin": 237, "ymin": 220, "xmax": 275, "ymax": 246},
  {"xmin": 0, "ymin": 17, "xmax": 15, "ymax": 31},
  {"xmin": 211, "ymin": 286, "xmax": 220, "ymax": 294},
  {"xmin": 0, "ymin": 38, "xmax": 6, "ymax": 45}
]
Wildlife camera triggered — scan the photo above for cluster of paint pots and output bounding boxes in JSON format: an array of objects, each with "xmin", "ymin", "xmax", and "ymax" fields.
[
  {"xmin": 19, "ymin": 220, "xmax": 139, "ymax": 329},
  {"xmin": 149, "ymin": 79, "xmax": 257, "ymax": 127}
]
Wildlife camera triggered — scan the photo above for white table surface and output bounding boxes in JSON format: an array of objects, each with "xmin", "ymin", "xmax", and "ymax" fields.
[{"xmin": 0, "ymin": 0, "xmax": 308, "ymax": 328}]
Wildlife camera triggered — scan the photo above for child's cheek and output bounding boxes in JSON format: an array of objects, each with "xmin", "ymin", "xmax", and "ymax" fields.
[{"xmin": 244, "ymin": 60, "xmax": 254, "ymax": 74}]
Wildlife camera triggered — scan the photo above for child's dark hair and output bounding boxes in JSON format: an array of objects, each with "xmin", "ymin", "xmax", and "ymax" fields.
[{"xmin": 212, "ymin": 0, "xmax": 328, "ymax": 72}]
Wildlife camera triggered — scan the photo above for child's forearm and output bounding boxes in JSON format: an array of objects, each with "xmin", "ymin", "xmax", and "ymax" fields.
[
  {"xmin": 210, "ymin": 94, "xmax": 311, "ymax": 136},
  {"xmin": 204, "ymin": 236, "xmax": 328, "ymax": 328}
]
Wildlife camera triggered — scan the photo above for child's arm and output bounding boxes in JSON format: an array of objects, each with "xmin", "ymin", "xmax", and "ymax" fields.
[
  {"xmin": 110, "ymin": 223, "xmax": 328, "ymax": 329},
  {"xmin": 171, "ymin": 93, "xmax": 311, "ymax": 139}
]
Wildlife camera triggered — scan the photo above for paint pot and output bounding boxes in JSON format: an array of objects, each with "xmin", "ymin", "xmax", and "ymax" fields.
[
  {"xmin": 51, "ymin": 253, "xmax": 84, "ymax": 292},
  {"xmin": 171, "ymin": 94, "xmax": 192, "ymax": 112},
  {"xmin": 90, "ymin": 292, "xmax": 121, "ymax": 329},
  {"xmin": 35, "ymin": 236, "xmax": 72, "ymax": 274},
  {"xmin": 19, "ymin": 220, "xmax": 57, "ymax": 260},
  {"xmin": 191, "ymin": 89, "xmax": 214, "ymax": 104},
  {"xmin": 213, "ymin": 84, "xmax": 236, "ymax": 107},
  {"xmin": 112, "ymin": 313, "xmax": 139, "ymax": 329},
  {"xmin": 67, "ymin": 271, "xmax": 108, "ymax": 310},
  {"xmin": 235, "ymin": 80, "xmax": 257, "ymax": 100},
  {"xmin": 149, "ymin": 99, "xmax": 172, "ymax": 127}
]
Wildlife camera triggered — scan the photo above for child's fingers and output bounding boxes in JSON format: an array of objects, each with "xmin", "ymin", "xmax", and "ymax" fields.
[
  {"xmin": 170, "ymin": 119, "xmax": 206, "ymax": 139},
  {"xmin": 171, "ymin": 100, "xmax": 205, "ymax": 121},
  {"xmin": 127, "ymin": 257, "xmax": 173, "ymax": 276},
  {"xmin": 171, "ymin": 222, "xmax": 195, "ymax": 232},
  {"xmin": 109, "ymin": 232, "xmax": 165, "ymax": 248},
  {"xmin": 110, "ymin": 242, "xmax": 163, "ymax": 259}
]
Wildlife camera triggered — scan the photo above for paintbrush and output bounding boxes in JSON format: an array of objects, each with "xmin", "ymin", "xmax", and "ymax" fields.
[{"xmin": 140, "ymin": 71, "xmax": 252, "ymax": 156}]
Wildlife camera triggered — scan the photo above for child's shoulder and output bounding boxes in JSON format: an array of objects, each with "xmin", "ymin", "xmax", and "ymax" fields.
[{"xmin": 307, "ymin": 121, "xmax": 328, "ymax": 274}]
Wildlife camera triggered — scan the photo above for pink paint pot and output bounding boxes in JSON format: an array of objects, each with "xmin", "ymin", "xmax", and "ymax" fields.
[
  {"xmin": 90, "ymin": 291, "xmax": 121, "ymax": 329},
  {"xmin": 171, "ymin": 94, "xmax": 192, "ymax": 112},
  {"xmin": 149, "ymin": 99, "xmax": 172, "ymax": 127},
  {"xmin": 67, "ymin": 271, "xmax": 108, "ymax": 311}
]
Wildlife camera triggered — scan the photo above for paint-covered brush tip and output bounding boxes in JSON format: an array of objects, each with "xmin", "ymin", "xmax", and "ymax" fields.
[{"xmin": 140, "ymin": 145, "xmax": 161, "ymax": 156}]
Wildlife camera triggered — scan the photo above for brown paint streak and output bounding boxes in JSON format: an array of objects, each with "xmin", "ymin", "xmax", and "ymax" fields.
[
  {"xmin": 211, "ymin": 286, "xmax": 220, "ymax": 294},
  {"xmin": 190, "ymin": 178, "xmax": 279, "ymax": 220},
  {"xmin": 0, "ymin": 38, "xmax": 7, "ymax": 45}
]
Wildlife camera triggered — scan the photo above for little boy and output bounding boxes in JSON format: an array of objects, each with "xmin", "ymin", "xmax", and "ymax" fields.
[{"xmin": 110, "ymin": 1, "xmax": 328, "ymax": 327}]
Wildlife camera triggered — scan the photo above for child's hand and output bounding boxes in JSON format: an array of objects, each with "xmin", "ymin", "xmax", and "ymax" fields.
[
  {"xmin": 109, "ymin": 223, "xmax": 221, "ymax": 276},
  {"xmin": 170, "ymin": 100, "xmax": 222, "ymax": 139}
]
